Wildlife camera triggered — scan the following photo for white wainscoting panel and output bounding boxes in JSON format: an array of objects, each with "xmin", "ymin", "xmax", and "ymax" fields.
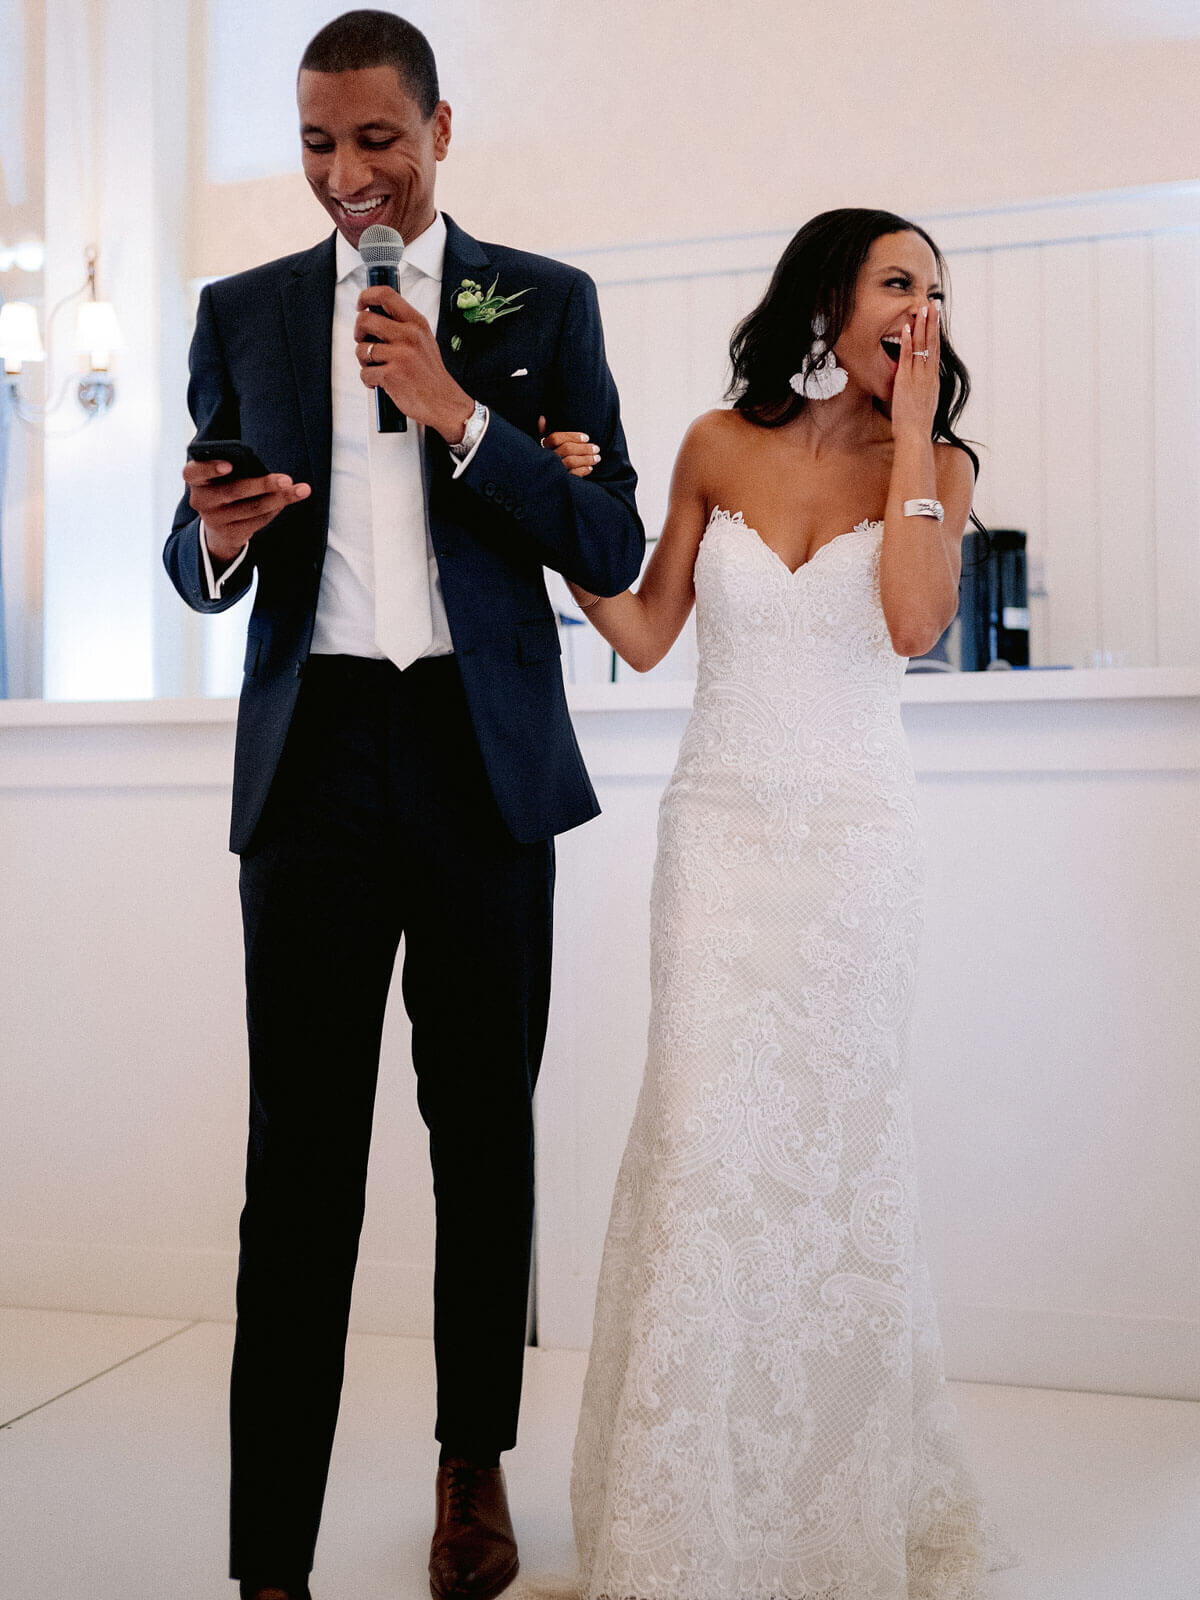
[
  {"xmin": 1040, "ymin": 240, "xmax": 1102, "ymax": 669},
  {"xmin": 1095, "ymin": 236, "xmax": 1158, "ymax": 667},
  {"xmin": 1153, "ymin": 230, "xmax": 1200, "ymax": 668},
  {"xmin": 3, "ymin": 688, "xmax": 1199, "ymax": 1395},
  {"xmin": 0, "ymin": 713, "xmax": 437, "ymax": 1336}
]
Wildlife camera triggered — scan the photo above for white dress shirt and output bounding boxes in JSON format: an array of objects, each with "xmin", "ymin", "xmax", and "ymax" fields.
[{"xmin": 200, "ymin": 212, "xmax": 487, "ymax": 662}]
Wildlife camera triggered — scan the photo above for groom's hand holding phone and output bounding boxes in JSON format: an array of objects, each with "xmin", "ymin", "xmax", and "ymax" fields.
[{"xmin": 183, "ymin": 440, "xmax": 311, "ymax": 565}]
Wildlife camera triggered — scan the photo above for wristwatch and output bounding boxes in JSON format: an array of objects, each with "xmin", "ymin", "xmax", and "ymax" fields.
[{"xmin": 448, "ymin": 398, "xmax": 489, "ymax": 461}]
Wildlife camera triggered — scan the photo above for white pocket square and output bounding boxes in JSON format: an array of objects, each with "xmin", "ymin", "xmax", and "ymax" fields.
[{"xmin": 510, "ymin": 367, "xmax": 528, "ymax": 378}]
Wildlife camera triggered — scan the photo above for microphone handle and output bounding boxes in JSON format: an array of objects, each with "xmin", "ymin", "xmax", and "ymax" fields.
[{"xmin": 367, "ymin": 263, "xmax": 407, "ymax": 433}]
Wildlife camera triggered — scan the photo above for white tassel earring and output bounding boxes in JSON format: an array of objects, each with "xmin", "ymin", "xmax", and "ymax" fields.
[{"xmin": 790, "ymin": 313, "xmax": 848, "ymax": 400}]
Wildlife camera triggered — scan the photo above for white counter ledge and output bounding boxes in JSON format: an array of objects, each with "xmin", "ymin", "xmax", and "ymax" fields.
[
  {"xmin": 570, "ymin": 665, "xmax": 1200, "ymax": 713},
  {"xmin": 3, "ymin": 665, "xmax": 1200, "ymax": 729}
]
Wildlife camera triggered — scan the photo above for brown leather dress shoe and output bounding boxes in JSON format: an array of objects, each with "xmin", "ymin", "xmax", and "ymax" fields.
[{"xmin": 429, "ymin": 1459, "xmax": 519, "ymax": 1600}]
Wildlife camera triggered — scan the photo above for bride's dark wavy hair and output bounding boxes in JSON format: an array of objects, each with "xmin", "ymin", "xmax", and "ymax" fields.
[{"xmin": 728, "ymin": 208, "xmax": 981, "ymax": 485}]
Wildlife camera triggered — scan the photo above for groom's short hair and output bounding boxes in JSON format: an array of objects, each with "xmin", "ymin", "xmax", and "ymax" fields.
[{"xmin": 299, "ymin": 10, "xmax": 440, "ymax": 119}]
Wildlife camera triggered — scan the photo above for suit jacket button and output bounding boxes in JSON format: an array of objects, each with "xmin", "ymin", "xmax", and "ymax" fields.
[{"xmin": 484, "ymin": 482, "xmax": 496, "ymax": 498}]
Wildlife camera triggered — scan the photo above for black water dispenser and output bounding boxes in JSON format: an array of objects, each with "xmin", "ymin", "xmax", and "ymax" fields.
[{"xmin": 959, "ymin": 528, "xmax": 1029, "ymax": 670}]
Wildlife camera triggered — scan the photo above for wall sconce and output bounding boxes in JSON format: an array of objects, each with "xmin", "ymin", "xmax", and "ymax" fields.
[
  {"xmin": 0, "ymin": 246, "xmax": 123, "ymax": 426},
  {"xmin": 75, "ymin": 293, "xmax": 122, "ymax": 415}
]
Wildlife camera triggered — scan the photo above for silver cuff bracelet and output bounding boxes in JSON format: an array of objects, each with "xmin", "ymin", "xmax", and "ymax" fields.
[{"xmin": 903, "ymin": 498, "xmax": 945, "ymax": 522}]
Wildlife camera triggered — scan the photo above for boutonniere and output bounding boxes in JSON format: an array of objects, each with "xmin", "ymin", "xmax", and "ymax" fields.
[{"xmin": 450, "ymin": 276, "xmax": 532, "ymax": 351}]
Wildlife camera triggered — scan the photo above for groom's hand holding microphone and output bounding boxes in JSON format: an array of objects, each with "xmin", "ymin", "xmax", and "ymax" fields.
[
  {"xmin": 354, "ymin": 286, "xmax": 474, "ymax": 443},
  {"xmin": 353, "ymin": 223, "xmax": 472, "ymax": 448}
]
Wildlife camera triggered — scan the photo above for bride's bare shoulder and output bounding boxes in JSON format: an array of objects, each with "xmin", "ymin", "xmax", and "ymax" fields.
[
  {"xmin": 659, "ymin": 414, "xmax": 743, "ymax": 533},
  {"xmin": 676, "ymin": 407, "xmax": 752, "ymax": 472},
  {"xmin": 684, "ymin": 407, "xmax": 746, "ymax": 445}
]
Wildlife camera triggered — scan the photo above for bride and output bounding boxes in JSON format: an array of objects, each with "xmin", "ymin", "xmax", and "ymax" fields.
[{"xmin": 545, "ymin": 208, "xmax": 1010, "ymax": 1599}]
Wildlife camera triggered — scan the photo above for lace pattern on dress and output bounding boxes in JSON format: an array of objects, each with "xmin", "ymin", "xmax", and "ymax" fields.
[{"xmin": 565, "ymin": 510, "xmax": 1015, "ymax": 1599}]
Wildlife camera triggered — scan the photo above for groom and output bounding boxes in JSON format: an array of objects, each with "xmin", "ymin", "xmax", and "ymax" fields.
[{"xmin": 164, "ymin": 11, "xmax": 642, "ymax": 1599}]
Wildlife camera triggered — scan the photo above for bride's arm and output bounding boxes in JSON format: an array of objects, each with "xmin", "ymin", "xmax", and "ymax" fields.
[
  {"xmin": 879, "ymin": 441, "xmax": 974, "ymax": 657},
  {"xmin": 568, "ymin": 415, "xmax": 714, "ymax": 673},
  {"xmin": 878, "ymin": 306, "xmax": 974, "ymax": 658}
]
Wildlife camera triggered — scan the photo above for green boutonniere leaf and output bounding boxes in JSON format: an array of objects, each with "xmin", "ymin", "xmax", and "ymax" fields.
[{"xmin": 455, "ymin": 276, "xmax": 533, "ymax": 329}]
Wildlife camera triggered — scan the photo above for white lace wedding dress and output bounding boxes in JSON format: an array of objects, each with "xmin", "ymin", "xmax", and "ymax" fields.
[{"xmin": 567, "ymin": 508, "xmax": 1010, "ymax": 1600}]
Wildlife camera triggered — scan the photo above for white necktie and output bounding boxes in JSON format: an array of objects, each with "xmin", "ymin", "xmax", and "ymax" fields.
[{"xmin": 366, "ymin": 263, "xmax": 434, "ymax": 670}]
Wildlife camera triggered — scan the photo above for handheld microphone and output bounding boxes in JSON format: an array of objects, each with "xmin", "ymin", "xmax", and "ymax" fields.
[{"xmin": 358, "ymin": 224, "xmax": 407, "ymax": 434}]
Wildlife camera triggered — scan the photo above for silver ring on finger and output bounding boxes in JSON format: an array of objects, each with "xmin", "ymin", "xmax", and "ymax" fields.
[
  {"xmin": 365, "ymin": 342, "xmax": 375, "ymax": 364},
  {"xmin": 913, "ymin": 350, "xmax": 931, "ymax": 359}
]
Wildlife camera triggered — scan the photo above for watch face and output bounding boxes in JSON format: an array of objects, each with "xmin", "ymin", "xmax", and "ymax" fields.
[
  {"xmin": 451, "ymin": 402, "xmax": 485, "ymax": 457},
  {"xmin": 464, "ymin": 402, "xmax": 486, "ymax": 448}
]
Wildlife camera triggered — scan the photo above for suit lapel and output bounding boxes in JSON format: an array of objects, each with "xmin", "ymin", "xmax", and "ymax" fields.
[
  {"xmin": 436, "ymin": 213, "xmax": 492, "ymax": 392},
  {"xmin": 425, "ymin": 214, "xmax": 493, "ymax": 495},
  {"xmin": 281, "ymin": 234, "xmax": 336, "ymax": 513}
]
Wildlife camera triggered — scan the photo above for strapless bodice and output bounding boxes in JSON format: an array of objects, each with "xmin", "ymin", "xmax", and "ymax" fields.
[{"xmin": 692, "ymin": 507, "xmax": 904, "ymax": 701}]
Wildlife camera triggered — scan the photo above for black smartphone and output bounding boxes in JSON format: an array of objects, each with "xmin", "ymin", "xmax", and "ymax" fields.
[{"xmin": 187, "ymin": 439, "xmax": 270, "ymax": 480}]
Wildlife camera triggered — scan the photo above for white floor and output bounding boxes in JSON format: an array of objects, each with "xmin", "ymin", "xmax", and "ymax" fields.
[{"xmin": 3, "ymin": 1309, "xmax": 1199, "ymax": 1599}]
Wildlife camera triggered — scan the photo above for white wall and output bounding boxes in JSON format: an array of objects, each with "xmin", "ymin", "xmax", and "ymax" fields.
[
  {"xmin": 22, "ymin": 0, "xmax": 1200, "ymax": 700},
  {"xmin": 3, "ymin": 680, "xmax": 1199, "ymax": 1401},
  {"xmin": 188, "ymin": 0, "xmax": 1200, "ymax": 277}
]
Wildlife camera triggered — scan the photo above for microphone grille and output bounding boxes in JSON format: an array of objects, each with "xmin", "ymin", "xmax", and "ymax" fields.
[{"xmin": 358, "ymin": 224, "xmax": 405, "ymax": 269}]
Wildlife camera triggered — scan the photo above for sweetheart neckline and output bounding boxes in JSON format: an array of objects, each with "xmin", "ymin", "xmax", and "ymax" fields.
[{"xmin": 707, "ymin": 506, "xmax": 883, "ymax": 577}]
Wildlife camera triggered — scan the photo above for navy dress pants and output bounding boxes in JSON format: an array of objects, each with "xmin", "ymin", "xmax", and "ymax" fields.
[{"xmin": 229, "ymin": 654, "xmax": 554, "ymax": 1583}]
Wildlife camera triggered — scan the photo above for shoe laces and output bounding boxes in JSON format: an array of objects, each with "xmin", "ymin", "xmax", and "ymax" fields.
[{"xmin": 444, "ymin": 1461, "xmax": 484, "ymax": 1519}]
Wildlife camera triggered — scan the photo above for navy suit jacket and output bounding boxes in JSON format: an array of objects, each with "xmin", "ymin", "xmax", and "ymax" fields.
[{"xmin": 165, "ymin": 215, "xmax": 644, "ymax": 853}]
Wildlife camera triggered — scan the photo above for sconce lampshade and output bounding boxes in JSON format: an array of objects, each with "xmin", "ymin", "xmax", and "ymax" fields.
[
  {"xmin": 0, "ymin": 301, "xmax": 46, "ymax": 372},
  {"xmin": 13, "ymin": 239, "xmax": 46, "ymax": 273},
  {"xmin": 75, "ymin": 300, "xmax": 123, "ymax": 370}
]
